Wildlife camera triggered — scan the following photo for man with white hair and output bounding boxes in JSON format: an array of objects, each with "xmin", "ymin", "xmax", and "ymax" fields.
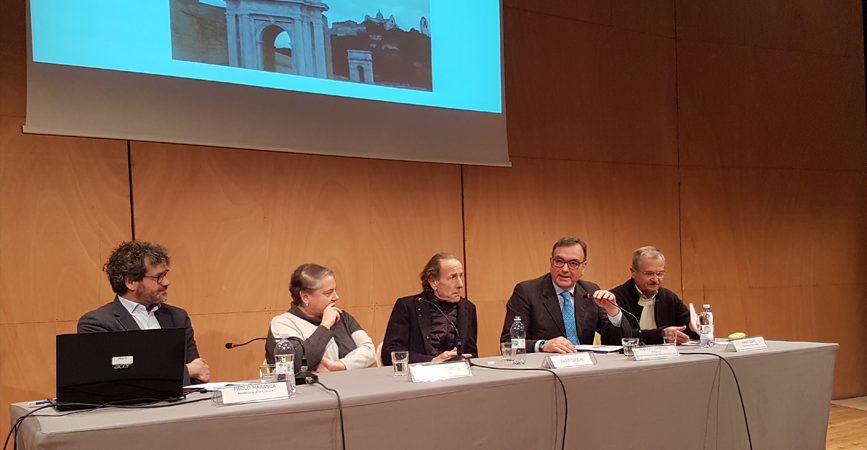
[{"xmin": 610, "ymin": 246, "xmax": 698, "ymax": 345}]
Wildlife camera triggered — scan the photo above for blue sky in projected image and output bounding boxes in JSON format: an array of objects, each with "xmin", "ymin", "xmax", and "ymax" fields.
[{"xmin": 199, "ymin": 1, "xmax": 430, "ymax": 34}]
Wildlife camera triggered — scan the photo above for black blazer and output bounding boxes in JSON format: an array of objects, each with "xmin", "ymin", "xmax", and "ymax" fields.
[
  {"xmin": 610, "ymin": 278, "xmax": 699, "ymax": 344},
  {"xmin": 77, "ymin": 296, "xmax": 202, "ymax": 384},
  {"xmin": 382, "ymin": 293, "xmax": 478, "ymax": 365},
  {"xmin": 500, "ymin": 274, "xmax": 630, "ymax": 350}
]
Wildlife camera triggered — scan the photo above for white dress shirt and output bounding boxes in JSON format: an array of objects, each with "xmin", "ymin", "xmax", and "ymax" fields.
[{"xmin": 118, "ymin": 296, "xmax": 162, "ymax": 330}]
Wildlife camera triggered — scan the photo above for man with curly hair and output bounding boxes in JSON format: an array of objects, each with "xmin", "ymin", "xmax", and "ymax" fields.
[{"xmin": 78, "ymin": 241, "xmax": 209, "ymax": 384}]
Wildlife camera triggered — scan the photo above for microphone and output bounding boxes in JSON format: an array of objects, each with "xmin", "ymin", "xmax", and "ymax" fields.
[
  {"xmin": 582, "ymin": 293, "xmax": 637, "ymax": 339},
  {"xmin": 418, "ymin": 297, "xmax": 466, "ymax": 362},
  {"xmin": 225, "ymin": 337, "xmax": 276, "ymax": 349},
  {"xmin": 225, "ymin": 335, "xmax": 318, "ymax": 384}
]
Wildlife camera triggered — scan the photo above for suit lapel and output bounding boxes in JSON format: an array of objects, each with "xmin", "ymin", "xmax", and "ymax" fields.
[
  {"xmin": 155, "ymin": 306, "xmax": 173, "ymax": 329},
  {"xmin": 110, "ymin": 297, "xmax": 140, "ymax": 331},
  {"xmin": 541, "ymin": 277, "xmax": 567, "ymax": 337}
]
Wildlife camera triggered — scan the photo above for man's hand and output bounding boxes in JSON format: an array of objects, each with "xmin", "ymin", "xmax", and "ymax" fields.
[
  {"xmin": 592, "ymin": 290, "xmax": 620, "ymax": 316},
  {"xmin": 432, "ymin": 347, "xmax": 459, "ymax": 362},
  {"xmin": 664, "ymin": 325, "xmax": 690, "ymax": 344},
  {"xmin": 542, "ymin": 336, "xmax": 577, "ymax": 353},
  {"xmin": 315, "ymin": 357, "xmax": 346, "ymax": 373},
  {"xmin": 187, "ymin": 357, "xmax": 210, "ymax": 382},
  {"xmin": 321, "ymin": 304, "xmax": 342, "ymax": 329}
]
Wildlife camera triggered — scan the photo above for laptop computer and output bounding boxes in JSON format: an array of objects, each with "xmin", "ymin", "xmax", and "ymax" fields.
[{"xmin": 56, "ymin": 328, "xmax": 186, "ymax": 411}]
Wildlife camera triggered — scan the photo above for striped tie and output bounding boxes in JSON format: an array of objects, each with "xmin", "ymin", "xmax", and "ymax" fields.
[{"xmin": 561, "ymin": 291, "xmax": 579, "ymax": 345}]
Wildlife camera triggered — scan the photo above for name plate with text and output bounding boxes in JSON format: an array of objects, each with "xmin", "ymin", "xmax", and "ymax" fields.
[
  {"xmin": 409, "ymin": 360, "xmax": 472, "ymax": 382},
  {"xmin": 542, "ymin": 352, "xmax": 597, "ymax": 369},
  {"xmin": 632, "ymin": 345, "xmax": 680, "ymax": 361},
  {"xmin": 213, "ymin": 382, "xmax": 290, "ymax": 406},
  {"xmin": 729, "ymin": 336, "xmax": 768, "ymax": 352}
]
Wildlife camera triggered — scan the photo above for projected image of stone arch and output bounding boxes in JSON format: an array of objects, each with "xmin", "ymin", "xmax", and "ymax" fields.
[{"xmin": 170, "ymin": 0, "xmax": 433, "ymax": 91}]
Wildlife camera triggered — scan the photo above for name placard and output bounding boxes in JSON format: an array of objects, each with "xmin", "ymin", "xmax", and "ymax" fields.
[
  {"xmin": 409, "ymin": 360, "xmax": 472, "ymax": 382},
  {"xmin": 730, "ymin": 336, "xmax": 768, "ymax": 352},
  {"xmin": 632, "ymin": 345, "xmax": 680, "ymax": 361},
  {"xmin": 214, "ymin": 382, "xmax": 290, "ymax": 406},
  {"xmin": 542, "ymin": 352, "xmax": 597, "ymax": 369}
]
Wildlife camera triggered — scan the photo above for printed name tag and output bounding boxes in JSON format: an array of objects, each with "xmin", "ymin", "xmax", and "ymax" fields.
[
  {"xmin": 542, "ymin": 352, "xmax": 597, "ymax": 369},
  {"xmin": 215, "ymin": 382, "xmax": 290, "ymax": 405},
  {"xmin": 730, "ymin": 336, "xmax": 768, "ymax": 352},
  {"xmin": 632, "ymin": 345, "xmax": 680, "ymax": 361},
  {"xmin": 409, "ymin": 360, "xmax": 472, "ymax": 382}
]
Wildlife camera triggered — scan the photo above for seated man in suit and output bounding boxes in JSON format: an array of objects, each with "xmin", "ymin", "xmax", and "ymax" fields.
[
  {"xmin": 500, "ymin": 237, "xmax": 630, "ymax": 353},
  {"xmin": 78, "ymin": 241, "xmax": 209, "ymax": 384},
  {"xmin": 610, "ymin": 246, "xmax": 698, "ymax": 345},
  {"xmin": 382, "ymin": 253, "xmax": 479, "ymax": 364}
]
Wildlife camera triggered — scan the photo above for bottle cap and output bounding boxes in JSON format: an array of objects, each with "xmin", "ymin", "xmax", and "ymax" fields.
[
  {"xmin": 703, "ymin": 304, "xmax": 711, "ymax": 309},
  {"xmin": 514, "ymin": 316, "xmax": 522, "ymax": 321},
  {"xmin": 279, "ymin": 333, "xmax": 289, "ymax": 339}
]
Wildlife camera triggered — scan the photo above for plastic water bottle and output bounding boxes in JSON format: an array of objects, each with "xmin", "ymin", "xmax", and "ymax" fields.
[
  {"xmin": 699, "ymin": 304, "xmax": 715, "ymax": 348},
  {"xmin": 273, "ymin": 333, "xmax": 296, "ymax": 393},
  {"xmin": 510, "ymin": 316, "xmax": 526, "ymax": 365}
]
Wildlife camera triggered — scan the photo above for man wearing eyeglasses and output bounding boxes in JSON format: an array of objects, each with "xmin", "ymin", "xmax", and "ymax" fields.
[
  {"xmin": 500, "ymin": 237, "xmax": 631, "ymax": 353},
  {"xmin": 78, "ymin": 241, "xmax": 210, "ymax": 384},
  {"xmin": 610, "ymin": 246, "xmax": 697, "ymax": 345}
]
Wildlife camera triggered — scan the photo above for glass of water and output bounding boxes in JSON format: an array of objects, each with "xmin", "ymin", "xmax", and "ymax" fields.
[
  {"xmin": 622, "ymin": 337, "xmax": 639, "ymax": 357},
  {"xmin": 500, "ymin": 342, "xmax": 513, "ymax": 361},
  {"xmin": 391, "ymin": 350, "xmax": 409, "ymax": 376}
]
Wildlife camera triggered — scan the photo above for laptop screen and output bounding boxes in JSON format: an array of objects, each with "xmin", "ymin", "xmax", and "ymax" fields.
[{"xmin": 56, "ymin": 328, "xmax": 186, "ymax": 410}]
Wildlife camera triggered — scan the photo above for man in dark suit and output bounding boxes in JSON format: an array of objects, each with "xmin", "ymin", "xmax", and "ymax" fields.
[
  {"xmin": 610, "ymin": 246, "xmax": 698, "ymax": 345},
  {"xmin": 382, "ymin": 253, "xmax": 478, "ymax": 364},
  {"xmin": 78, "ymin": 241, "xmax": 209, "ymax": 384},
  {"xmin": 500, "ymin": 237, "xmax": 630, "ymax": 353}
]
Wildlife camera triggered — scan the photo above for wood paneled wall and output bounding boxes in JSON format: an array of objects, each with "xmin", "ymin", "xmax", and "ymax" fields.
[{"xmin": 2, "ymin": 0, "xmax": 865, "ymax": 437}]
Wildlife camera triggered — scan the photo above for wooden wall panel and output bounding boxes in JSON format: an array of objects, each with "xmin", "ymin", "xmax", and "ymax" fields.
[
  {"xmin": 503, "ymin": 7, "xmax": 677, "ymax": 165},
  {"xmin": 0, "ymin": 0, "xmax": 26, "ymax": 117},
  {"xmin": 680, "ymin": 166, "xmax": 867, "ymax": 398},
  {"xmin": 130, "ymin": 142, "xmax": 464, "ymax": 361},
  {"xmin": 0, "ymin": 321, "xmax": 77, "ymax": 439},
  {"xmin": 367, "ymin": 159, "xmax": 464, "ymax": 306},
  {"xmin": 677, "ymin": 0, "xmax": 863, "ymax": 57},
  {"xmin": 463, "ymin": 157, "xmax": 683, "ymax": 304},
  {"xmin": 0, "ymin": 118, "xmax": 130, "ymax": 324},
  {"xmin": 505, "ymin": 0, "xmax": 675, "ymax": 37},
  {"xmin": 678, "ymin": 39, "xmax": 867, "ymax": 170},
  {"xmin": 680, "ymin": 168, "xmax": 867, "ymax": 291}
]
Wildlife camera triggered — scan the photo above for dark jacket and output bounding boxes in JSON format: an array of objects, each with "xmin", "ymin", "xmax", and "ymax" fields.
[
  {"xmin": 78, "ymin": 296, "xmax": 201, "ymax": 385},
  {"xmin": 382, "ymin": 293, "xmax": 479, "ymax": 365},
  {"xmin": 610, "ymin": 278, "xmax": 699, "ymax": 344},
  {"xmin": 500, "ymin": 274, "xmax": 631, "ymax": 349}
]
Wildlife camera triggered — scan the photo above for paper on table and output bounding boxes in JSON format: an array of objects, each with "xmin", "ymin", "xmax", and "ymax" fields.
[{"xmin": 574, "ymin": 345, "xmax": 622, "ymax": 353}]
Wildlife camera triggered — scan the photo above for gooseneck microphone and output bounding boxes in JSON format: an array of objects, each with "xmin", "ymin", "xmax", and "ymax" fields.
[
  {"xmin": 225, "ymin": 337, "xmax": 275, "ymax": 349},
  {"xmin": 418, "ymin": 297, "xmax": 466, "ymax": 362},
  {"xmin": 225, "ymin": 335, "xmax": 318, "ymax": 384},
  {"xmin": 580, "ymin": 293, "xmax": 637, "ymax": 339}
]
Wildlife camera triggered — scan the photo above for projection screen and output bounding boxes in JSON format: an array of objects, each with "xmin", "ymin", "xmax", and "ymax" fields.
[{"xmin": 25, "ymin": 0, "xmax": 509, "ymax": 166}]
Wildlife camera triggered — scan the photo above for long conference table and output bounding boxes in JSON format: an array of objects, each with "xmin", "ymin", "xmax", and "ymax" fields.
[{"xmin": 10, "ymin": 340, "xmax": 837, "ymax": 450}]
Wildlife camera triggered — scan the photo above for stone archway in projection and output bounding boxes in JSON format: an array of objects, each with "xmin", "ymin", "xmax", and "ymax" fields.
[{"xmin": 225, "ymin": 0, "xmax": 329, "ymax": 77}]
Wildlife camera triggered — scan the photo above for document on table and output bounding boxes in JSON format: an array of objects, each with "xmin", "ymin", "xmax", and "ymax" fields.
[{"xmin": 574, "ymin": 345, "xmax": 622, "ymax": 353}]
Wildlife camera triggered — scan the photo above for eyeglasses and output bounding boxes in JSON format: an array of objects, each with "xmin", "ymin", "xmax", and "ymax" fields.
[
  {"xmin": 640, "ymin": 271, "xmax": 666, "ymax": 279},
  {"xmin": 142, "ymin": 270, "xmax": 170, "ymax": 284},
  {"xmin": 551, "ymin": 258, "xmax": 586, "ymax": 270}
]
